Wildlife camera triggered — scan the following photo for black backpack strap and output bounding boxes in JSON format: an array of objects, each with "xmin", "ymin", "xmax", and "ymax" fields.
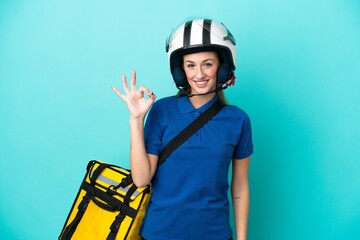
[
  {"xmin": 90, "ymin": 162, "xmax": 121, "ymax": 185},
  {"xmin": 107, "ymin": 210, "xmax": 127, "ymax": 240},
  {"xmin": 158, "ymin": 100, "xmax": 224, "ymax": 165},
  {"xmin": 60, "ymin": 190, "xmax": 93, "ymax": 239}
]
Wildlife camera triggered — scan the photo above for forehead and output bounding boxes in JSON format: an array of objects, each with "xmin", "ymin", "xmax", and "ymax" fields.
[{"xmin": 183, "ymin": 51, "xmax": 219, "ymax": 61}]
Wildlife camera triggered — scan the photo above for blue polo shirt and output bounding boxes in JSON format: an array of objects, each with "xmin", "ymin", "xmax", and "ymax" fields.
[{"xmin": 141, "ymin": 95, "xmax": 253, "ymax": 240}]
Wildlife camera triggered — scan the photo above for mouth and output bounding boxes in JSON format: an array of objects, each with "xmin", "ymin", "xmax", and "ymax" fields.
[{"xmin": 194, "ymin": 80, "xmax": 209, "ymax": 87}]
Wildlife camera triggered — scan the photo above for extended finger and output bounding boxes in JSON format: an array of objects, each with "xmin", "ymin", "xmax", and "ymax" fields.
[
  {"xmin": 112, "ymin": 86, "xmax": 126, "ymax": 100},
  {"xmin": 130, "ymin": 70, "xmax": 137, "ymax": 92},
  {"xmin": 121, "ymin": 74, "xmax": 135, "ymax": 94}
]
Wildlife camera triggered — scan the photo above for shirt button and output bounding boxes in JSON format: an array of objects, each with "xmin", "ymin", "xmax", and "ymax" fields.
[{"xmin": 194, "ymin": 112, "xmax": 200, "ymax": 117}]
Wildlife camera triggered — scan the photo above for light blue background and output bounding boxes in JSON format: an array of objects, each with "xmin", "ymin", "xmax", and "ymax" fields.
[{"xmin": 1, "ymin": 0, "xmax": 359, "ymax": 239}]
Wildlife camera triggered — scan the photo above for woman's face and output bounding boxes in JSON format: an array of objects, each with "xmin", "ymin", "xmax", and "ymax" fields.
[{"xmin": 183, "ymin": 51, "xmax": 220, "ymax": 96}]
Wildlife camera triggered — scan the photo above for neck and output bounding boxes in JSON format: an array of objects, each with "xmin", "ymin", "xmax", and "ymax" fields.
[{"xmin": 188, "ymin": 92, "xmax": 216, "ymax": 109}]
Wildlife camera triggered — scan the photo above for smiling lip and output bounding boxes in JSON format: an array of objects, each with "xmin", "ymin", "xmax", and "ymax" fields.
[{"xmin": 194, "ymin": 80, "xmax": 208, "ymax": 87}]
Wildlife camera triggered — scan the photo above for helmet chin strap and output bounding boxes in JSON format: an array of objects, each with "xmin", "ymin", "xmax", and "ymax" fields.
[{"xmin": 187, "ymin": 76, "xmax": 235, "ymax": 98}]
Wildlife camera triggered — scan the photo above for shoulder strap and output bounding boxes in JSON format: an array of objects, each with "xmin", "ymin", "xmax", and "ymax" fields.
[{"xmin": 158, "ymin": 100, "xmax": 224, "ymax": 165}]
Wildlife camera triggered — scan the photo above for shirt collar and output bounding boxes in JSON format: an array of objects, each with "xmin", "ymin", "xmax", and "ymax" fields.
[{"xmin": 177, "ymin": 95, "xmax": 219, "ymax": 114}]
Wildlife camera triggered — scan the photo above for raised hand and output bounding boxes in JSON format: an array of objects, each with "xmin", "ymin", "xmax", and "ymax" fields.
[{"xmin": 112, "ymin": 70, "xmax": 156, "ymax": 119}]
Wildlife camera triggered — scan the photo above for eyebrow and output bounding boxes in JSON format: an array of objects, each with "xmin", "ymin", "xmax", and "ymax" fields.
[{"xmin": 184, "ymin": 58, "xmax": 215, "ymax": 63}]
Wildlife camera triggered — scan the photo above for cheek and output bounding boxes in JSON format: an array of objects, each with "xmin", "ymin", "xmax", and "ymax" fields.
[
  {"xmin": 209, "ymin": 68, "xmax": 218, "ymax": 79},
  {"xmin": 184, "ymin": 69, "xmax": 194, "ymax": 79},
  {"xmin": 212, "ymin": 69, "xmax": 218, "ymax": 78}
]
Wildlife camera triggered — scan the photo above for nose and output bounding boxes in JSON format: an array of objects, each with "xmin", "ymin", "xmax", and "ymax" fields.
[{"xmin": 196, "ymin": 67, "xmax": 205, "ymax": 79}]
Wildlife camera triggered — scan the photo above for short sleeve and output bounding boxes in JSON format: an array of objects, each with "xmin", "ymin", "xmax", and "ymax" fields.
[
  {"xmin": 233, "ymin": 112, "xmax": 254, "ymax": 159},
  {"xmin": 144, "ymin": 102, "xmax": 163, "ymax": 156}
]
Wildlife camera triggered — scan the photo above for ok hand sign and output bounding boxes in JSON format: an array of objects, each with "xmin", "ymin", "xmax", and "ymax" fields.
[{"xmin": 112, "ymin": 70, "xmax": 156, "ymax": 120}]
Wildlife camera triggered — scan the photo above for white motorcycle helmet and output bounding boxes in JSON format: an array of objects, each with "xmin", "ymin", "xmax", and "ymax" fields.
[{"xmin": 166, "ymin": 18, "xmax": 236, "ymax": 89}]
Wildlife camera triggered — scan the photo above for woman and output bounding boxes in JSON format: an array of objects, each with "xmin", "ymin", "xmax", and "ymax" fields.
[{"xmin": 112, "ymin": 18, "xmax": 253, "ymax": 240}]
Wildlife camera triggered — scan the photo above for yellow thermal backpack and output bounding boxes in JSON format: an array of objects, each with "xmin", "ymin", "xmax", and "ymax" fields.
[
  {"xmin": 59, "ymin": 101, "xmax": 223, "ymax": 239},
  {"xmin": 59, "ymin": 160, "xmax": 151, "ymax": 240}
]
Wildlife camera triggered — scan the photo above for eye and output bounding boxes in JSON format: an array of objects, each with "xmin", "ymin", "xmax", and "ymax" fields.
[
  {"xmin": 203, "ymin": 63, "xmax": 213, "ymax": 68},
  {"xmin": 186, "ymin": 63, "xmax": 195, "ymax": 69}
]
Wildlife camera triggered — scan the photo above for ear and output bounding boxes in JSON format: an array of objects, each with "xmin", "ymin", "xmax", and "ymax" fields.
[
  {"xmin": 217, "ymin": 62, "xmax": 232, "ymax": 84},
  {"xmin": 171, "ymin": 67, "xmax": 188, "ymax": 88}
]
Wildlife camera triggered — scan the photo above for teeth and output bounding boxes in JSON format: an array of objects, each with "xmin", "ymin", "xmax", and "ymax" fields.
[{"xmin": 195, "ymin": 81, "xmax": 207, "ymax": 85}]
